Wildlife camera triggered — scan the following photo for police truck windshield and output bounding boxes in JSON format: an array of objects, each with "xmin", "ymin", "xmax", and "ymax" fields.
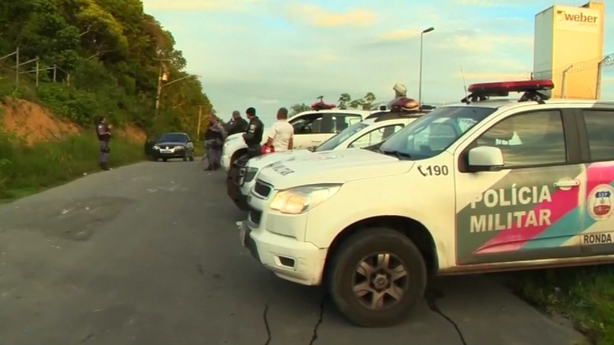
[
  {"xmin": 315, "ymin": 122, "xmax": 369, "ymax": 152},
  {"xmin": 379, "ymin": 106, "xmax": 496, "ymax": 160}
]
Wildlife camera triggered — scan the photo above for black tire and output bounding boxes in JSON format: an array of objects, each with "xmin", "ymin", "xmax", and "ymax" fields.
[
  {"xmin": 327, "ymin": 228, "xmax": 427, "ymax": 328},
  {"xmin": 162, "ymin": 158, "xmax": 168, "ymax": 162},
  {"xmin": 230, "ymin": 150, "xmax": 247, "ymax": 167}
]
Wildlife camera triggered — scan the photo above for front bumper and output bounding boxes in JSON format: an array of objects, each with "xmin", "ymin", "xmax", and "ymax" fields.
[
  {"xmin": 152, "ymin": 149, "xmax": 186, "ymax": 159},
  {"xmin": 239, "ymin": 220, "xmax": 327, "ymax": 286}
]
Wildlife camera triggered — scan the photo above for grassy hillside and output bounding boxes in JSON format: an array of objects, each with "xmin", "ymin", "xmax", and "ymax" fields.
[{"xmin": 0, "ymin": 0, "xmax": 214, "ymax": 199}]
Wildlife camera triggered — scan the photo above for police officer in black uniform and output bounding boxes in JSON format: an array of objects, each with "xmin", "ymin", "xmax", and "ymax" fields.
[
  {"xmin": 242, "ymin": 107, "xmax": 264, "ymax": 158},
  {"xmin": 96, "ymin": 116, "xmax": 112, "ymax": 170}
]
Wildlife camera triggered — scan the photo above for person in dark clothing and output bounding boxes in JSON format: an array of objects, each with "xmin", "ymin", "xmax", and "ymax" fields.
[
  {"xmin": 96, "ymin": 116, "xmax": 112, "ymax": 171},
  {"xmin": 242, "ymin": 107, "xmax": 264, "ymax": 158},
  {"xmin": 225, "ymin": 110, "xmax": 248, "ymax": 136},
  {"xmin": 204, "ymin": 117, "xmax": 225, "ymax": 171}
]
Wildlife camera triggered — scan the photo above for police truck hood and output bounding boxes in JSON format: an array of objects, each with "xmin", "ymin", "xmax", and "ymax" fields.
[
  {"xmin": 246, "ymin": 149, "xmax": 312, "ymax": 169},
  {"xmin": 257, "ymin": 149, "xmax": 414, "ymax": 189}
]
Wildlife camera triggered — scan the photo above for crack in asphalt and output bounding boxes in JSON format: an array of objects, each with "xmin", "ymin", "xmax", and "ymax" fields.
[
  {"xmin": 425, "ymin": 288, "xmax": 468, "ymax": 345},
  {"xmin": 263, "ymin": 303, "xmax": 272, "ymax": 345},
  {"xmin": 308, "ymin": 295, "xmax": 327, "ymax": 345}
]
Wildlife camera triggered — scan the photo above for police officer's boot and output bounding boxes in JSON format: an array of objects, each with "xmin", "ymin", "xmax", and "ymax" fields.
[{"xmin": 100, "ymin": 162, "xmax": 110, "ymax": 171}]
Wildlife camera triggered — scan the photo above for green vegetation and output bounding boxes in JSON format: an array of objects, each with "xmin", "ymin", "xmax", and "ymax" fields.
[
  {"xmin": 290, "ymin": 92, "xmax": 377, "ymax": 115},
  {"xmin": 0, "ymin": 129, "xmax": 143, "ymax": 200},
  {"xmin": 0, "ymin": 0, "xmax": 213, "ymax": 198},
  {"xmin": 514, "ymin": 266, "xmax": 614, "ymax": 345}
]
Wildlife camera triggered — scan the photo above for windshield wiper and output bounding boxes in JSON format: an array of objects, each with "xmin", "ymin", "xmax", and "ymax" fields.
[{"xmin": 380, "ymin": 150, "xmax": 411, "ymax": 159}]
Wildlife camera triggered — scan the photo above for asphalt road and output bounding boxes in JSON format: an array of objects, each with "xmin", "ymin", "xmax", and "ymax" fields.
[{"xmin": 0, "ymin": 160, "xmax": 585, "ymax": 345}]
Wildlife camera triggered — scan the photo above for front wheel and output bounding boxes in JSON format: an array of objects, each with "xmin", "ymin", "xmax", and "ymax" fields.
[{"xmin": 328, "ymin": 228, "xmax": 427, "ymax": 328}]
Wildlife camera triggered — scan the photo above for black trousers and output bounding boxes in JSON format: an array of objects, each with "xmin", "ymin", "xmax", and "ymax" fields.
[{"xmin": 247, "ymin": 144, "xmax": 261, "ymax": 158}]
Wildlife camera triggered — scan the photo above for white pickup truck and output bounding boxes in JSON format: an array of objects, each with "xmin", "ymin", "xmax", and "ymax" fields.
[
  {"xmin": 227, "ymin": 111, "xmax": 427, "ymax": 210},
  {"xmin": 221, "ymin": 109, "xmax": 372, "ymax": 172}
]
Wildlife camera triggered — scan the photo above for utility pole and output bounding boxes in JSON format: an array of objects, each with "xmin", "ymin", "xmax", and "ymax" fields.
[
  {"xmin": 154, "ymin": 58, "xmax": 171, "ymax": 120},
  {"xmin": 197, "ymin": 105, "xmax": 203, "ymax": 138},
  {"xmin": 418, "ymin": 27, "xmax": 434, "ymax": 105}
]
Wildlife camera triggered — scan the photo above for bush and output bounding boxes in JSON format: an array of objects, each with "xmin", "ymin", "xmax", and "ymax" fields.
[
  {"xmin": 0, "ymin": 129, "xmax": 143, "ymax": 200},
  {"xmin": 515, "ymin": 266, "xmax": 614, "ymax": 345}
]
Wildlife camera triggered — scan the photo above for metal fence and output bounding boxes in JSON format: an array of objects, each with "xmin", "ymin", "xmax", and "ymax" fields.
[{"xmin": 0, "ymin": 47, "xmax": 70, "ymax": 88}]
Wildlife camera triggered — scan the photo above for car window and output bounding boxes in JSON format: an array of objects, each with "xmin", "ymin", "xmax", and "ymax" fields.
[
  {"xmin": 583, "ymin": 110, "xmax": 614, "ymax": 161},
  {"xmin": 315, "ymin": 122, "xmax": 369, "ymax": 152},
  {"xmin": 349, "ymin": 124, "xmax": 405, "ymax": 148},
  {"xmin": 475, "ymin": 110, "xmax": 566, "ymax": 167},
  {"xmin": 292, "ymin": 113, "xmax": 362, "ymax": 134},
  {"xmin": 158, "ymin": 133, "xmax": 187, "ymax": 143},
  {"xmin": 332, "ymin": 115, "xmax": 362, "ymax": 133},
  {"xmin": 380, "ymin": 106, "xmax": 495, "ymax": 160}
]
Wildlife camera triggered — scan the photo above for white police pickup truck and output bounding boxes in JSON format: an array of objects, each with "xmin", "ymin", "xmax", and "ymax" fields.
[
  {"xmin": 228, "ymin": 111, "xmax": 426, "ymax": 210},
  {"xmin": 239, "ymin": 79, "xmax": 614, "ymax": 327},
  {"xmin": 221, "ymin": 108, "xmax": 372, "ymax": 172}
]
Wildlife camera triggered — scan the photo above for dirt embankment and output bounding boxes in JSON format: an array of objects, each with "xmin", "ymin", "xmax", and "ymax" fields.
[{"xmin": 0, "ymin": 98, "xmax": 146, "ymax": 144}]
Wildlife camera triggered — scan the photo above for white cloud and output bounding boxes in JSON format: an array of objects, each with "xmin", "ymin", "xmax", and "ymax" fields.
[
  {"xmin": 377, "ymin": 29, "xmax": 422, "ymax": 41},
  {"xmin": 144, "ymin": 0, "xmax": 264, "ymax": 11},
  {"xmin": 284, "ymin": 4, "xmax": 375, "ymax": 27}
]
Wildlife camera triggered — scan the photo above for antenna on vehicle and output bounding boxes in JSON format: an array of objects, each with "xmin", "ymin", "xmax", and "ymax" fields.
[{"xmin": 460, "ymin": 66, "xmax": 470, "ymax": 104}]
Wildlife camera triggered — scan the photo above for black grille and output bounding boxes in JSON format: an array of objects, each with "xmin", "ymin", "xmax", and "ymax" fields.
[
  {"xmin": 254, "ymin": 181, "xmax": 272, "ymax": 197},
  {"xmin": 249, "ymin": 207, "xmax": 262, "ymax": 225}
]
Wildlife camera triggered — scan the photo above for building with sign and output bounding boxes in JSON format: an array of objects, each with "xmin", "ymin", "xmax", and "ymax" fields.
[{"xmin": 533, "ymin": 1, "xmax": 605, "ymax": 99}]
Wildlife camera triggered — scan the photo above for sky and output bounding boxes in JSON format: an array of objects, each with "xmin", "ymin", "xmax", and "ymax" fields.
[{"xmin": 142, "ymin": 0, "xmax": 614, "ymax": 124}]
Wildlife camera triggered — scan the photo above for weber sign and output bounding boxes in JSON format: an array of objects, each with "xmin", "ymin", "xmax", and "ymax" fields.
[{"xmin": 555, "ymin": 6, "xmax": 600, "ymax": 33}]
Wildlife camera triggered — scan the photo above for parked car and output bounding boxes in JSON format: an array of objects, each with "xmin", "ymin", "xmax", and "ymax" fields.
[
  {"xmin": 147, "ymin": 132, "xmax": 195, "ymax": 162},
  {"xmin": 227, "ymin": 110, "xmax": 428, "ymax": 211},
  {"xmin": 238, "ymin": 79, "xmax": 614, "ymax": 327},
  {"xmin": 221, "ymin": 108, "xmax": 372, "ymax": 172}
]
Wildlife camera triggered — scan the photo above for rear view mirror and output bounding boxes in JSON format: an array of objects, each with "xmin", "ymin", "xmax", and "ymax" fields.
[{"xmin": 468, "ymin": 146, "xmax": 504, "ymax": 171}]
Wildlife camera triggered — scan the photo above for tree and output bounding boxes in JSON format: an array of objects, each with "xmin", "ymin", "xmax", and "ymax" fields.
[
  {"xmin": 338, "ymin": 93, "xmax": 351, "ymax": 109},
  {"xmin": 348, "ymin": 92, "xmax": 377, "ymax": 110},
  {"xmin": 290, "ymin": 103, "xmax": 310, "ymax": 116},
  {"xmin": 0, "ymin": 0, "xmax": 214, "ymax": 136}
]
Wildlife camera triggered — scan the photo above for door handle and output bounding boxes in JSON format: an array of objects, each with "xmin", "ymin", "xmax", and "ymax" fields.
[{"xmin": 554, "ymin": 179, "xmax": 580, "ymax": 188}]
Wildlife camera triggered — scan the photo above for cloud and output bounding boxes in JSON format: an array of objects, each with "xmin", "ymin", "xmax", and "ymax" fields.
[
  {"xmin": 284, "ymin": 4, "xmax": 375, "ymax": 27},
  {"xmin": 434, "ymin": 33, "xmax": 533, "ymax": 53},
  {"xmin": 145, "ymin": 0, "xmax": 264, "ymax": 11},
  {"xmin": 377, "ymin": 29, "xmax": 422, "ymax": 41},
  {"xmin": 453, "ymin": 0, "xmax": 498, "ymax": 5}
]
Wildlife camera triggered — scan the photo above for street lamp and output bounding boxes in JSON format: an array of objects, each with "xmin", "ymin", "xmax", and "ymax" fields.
[
  {"xmin": 154, "ymin": 73, "xmax": 201, "ymax": 119},
  {"xmin": 418, "ymin": 27, "xmax": 434, "ymax": 106}
]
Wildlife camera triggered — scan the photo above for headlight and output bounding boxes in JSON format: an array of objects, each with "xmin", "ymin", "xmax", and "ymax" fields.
[
  {"xmin": 243, "ymin": 167, "xmax": 258, "ymax": 183},
  {"xmin": 269, "ymin": 184, "xmax": 341, "ymax": 214},
  {"xmin": 175, "ymin": 146, "xmax": 183, "ymax": 150},
  {"xmin": 153, "ymin": 145, "xmax": 160, "ymax": 150}
]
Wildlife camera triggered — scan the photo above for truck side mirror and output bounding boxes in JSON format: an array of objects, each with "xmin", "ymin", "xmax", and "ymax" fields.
[{"xmin": 467, "ymin": 146, "xmax": 504, "ymax": 171}]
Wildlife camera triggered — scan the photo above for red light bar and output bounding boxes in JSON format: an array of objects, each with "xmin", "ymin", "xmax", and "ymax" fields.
[{"xmin": 468, "ymin": 79, "xmax": 554, "ymax": 93}]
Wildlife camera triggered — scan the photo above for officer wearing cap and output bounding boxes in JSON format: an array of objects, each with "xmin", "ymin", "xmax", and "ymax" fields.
[
  {"xmin": 242, "ymin": 107, "xmax": 264, "ymax": 158},
  {"xmin": 96, "ymin": 116, "xmax": 112, "ymax": 171}
]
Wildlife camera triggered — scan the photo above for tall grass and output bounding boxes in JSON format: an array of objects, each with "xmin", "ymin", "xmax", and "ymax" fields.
[
  {"xmin": 514, "ymin": 266, "xmax": 614, "ymax": 345},
  {"xmin": 0, "ymin": 129, "xmax": 143, "ymax": 200}
]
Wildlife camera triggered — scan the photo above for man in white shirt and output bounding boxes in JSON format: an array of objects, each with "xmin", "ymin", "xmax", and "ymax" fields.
[{"xmin": 264, "ymin": 107, "xmax": 294, "ymax": 152}]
